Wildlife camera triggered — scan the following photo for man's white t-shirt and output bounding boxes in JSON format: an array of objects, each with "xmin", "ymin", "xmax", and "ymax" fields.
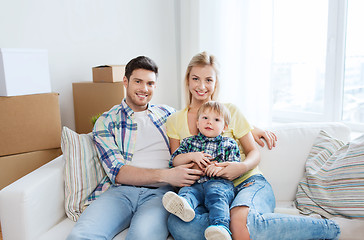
[{"xmin": 129, "ymin": 110, "xmax": 170, "ymax": 170}]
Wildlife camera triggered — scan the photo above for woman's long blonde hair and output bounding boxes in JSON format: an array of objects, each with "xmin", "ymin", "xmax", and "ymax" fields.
[{"xmin": 184, "ymin": 51, "xmax": 220, "ymax": 106}]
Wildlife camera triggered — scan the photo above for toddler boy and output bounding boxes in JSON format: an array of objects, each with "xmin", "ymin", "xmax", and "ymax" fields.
[{"xmin": 163, "ymin": 101, "xmax": 241, "ymax": 240}]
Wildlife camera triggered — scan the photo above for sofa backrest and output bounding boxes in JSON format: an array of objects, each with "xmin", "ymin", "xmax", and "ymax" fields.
[{"xmin": 258, "ymin": 122, "xmax": 351, "ymax": 203}]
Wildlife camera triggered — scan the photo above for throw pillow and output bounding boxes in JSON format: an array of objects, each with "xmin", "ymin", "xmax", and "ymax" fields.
[
  {"xmin": 295, "ymin": 130, "xmax": 364, "ymax": 219},
  {"xmin": 61, "ymin": 126, "xmax": 106, "ymax": 221}
]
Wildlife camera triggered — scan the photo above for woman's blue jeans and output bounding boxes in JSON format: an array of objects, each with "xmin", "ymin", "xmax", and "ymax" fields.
[
  {"xmin": 168, "ymin": 174, "xmax": 341, "ymax": 240},
  {"xmin": 178, "ymin": 179, "xmax": 235, "ymax": 228}
]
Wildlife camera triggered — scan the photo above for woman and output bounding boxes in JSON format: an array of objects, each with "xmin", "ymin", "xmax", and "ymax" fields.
[{"xmin": 166, "ymin": 52, "xmax": 342, "ymax": 240}]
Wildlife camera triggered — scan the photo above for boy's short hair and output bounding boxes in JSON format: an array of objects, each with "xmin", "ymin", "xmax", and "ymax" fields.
[
  {"xmin": 124, "ymin": 56, "xmax": 158, "ymax": 80},
  {"xmin": 197, "ymin": 101, "xmax": 231, "ymax": 126}
]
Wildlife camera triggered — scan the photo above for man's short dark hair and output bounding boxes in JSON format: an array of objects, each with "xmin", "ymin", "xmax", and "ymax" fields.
[{"xmin": 124, "ymin": 56, "xmax": 158, "ymax": 80}]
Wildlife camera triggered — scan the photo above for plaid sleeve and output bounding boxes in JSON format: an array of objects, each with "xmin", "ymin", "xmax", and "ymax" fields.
[
  {"xmin": 93, "ymin": 114, "xmax": 125, "ymax": 185},
  {"xmin": 225, "ymin": 138, "xmax": 241, "ymax": 162},
  {"xmin": 169, "ymin": 137, "xmax": 191, "ymax": 168}
]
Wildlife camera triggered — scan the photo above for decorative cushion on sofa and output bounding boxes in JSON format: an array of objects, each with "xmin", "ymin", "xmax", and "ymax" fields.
[
  {"xmin": 61, "ymin": 127, "xmax": 106, "ymax": 221},
  {"xmin": 295, "ymin": 130, "xmax": 364, "ymax": 219}
]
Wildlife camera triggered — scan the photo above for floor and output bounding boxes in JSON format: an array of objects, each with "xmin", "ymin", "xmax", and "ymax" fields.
[{"xmin": 0, "ymin": 223, "xmax": 2, "ymax": 240}]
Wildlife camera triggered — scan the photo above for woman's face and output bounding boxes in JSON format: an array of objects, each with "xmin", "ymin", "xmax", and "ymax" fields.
[{"xmin": 188, "ymin": 65, "xmax": 216, "ymax": 103}]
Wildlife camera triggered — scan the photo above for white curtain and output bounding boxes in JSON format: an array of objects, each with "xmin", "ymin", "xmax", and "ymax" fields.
[{"xmin": 179, "ymin": 0, "xmax": 273, "ymax": 127}]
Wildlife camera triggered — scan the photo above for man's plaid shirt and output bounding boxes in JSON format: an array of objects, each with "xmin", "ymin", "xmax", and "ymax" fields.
[
  {"xmin": 88, "ymin": 99, "xmax": 175, "ymax": 202},
  {"xmin": 170, "ymin": 132, "xmax": 241, "ymax": 183}
]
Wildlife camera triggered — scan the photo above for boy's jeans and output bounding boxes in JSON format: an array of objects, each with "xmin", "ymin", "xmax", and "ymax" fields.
[
  {"xmin": 168, "ymin": 174, "xmax": 340, "ymax": 240},
  {"xmin": 178, "ymin": 178, "xmax": 235, "ymax": 228}
]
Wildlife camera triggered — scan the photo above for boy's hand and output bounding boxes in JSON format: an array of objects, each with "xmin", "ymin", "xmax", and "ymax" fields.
[
  {"xmin": 188, "ymin": 151, "xmax": 212, "ymax": 170},
  {"xmin": 190, "ymin": 162, "xmax": 206, "ymax": 176}
]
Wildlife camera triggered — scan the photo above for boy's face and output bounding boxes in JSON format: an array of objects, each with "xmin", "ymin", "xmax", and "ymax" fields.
[
  {"xmin": 197, "ymin": 110, "xmax": 227, "ymax": 138},
  {"xmin": 123, "ymin": 68, "xmax": 156, "ymax": 112}
]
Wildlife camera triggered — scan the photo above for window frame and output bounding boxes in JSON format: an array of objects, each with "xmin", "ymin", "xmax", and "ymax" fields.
[{"xmin": 272, "ymin": 0, "xmax": 364, "ymax": 132}]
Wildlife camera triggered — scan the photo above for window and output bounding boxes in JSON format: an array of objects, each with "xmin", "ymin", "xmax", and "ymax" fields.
[
  {"xmin": 343, "ymin": 0, "xmax": 364, "ymax": 125},
  {"xmin": 272, "ymin": 0, "xmax": 328, "ymax": 118},
  {"xmin": 272, "ymin": 0, "xmax": 364, "ymax": 131}
]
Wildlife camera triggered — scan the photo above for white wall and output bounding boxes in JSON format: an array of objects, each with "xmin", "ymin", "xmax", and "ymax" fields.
[
  {"xmin": 180, "ymin": 0, "xmax": 273, "ymax": 127},
  {"xmin": 0, "ymin": 0, "xmax": 181, "ymax": 130}
]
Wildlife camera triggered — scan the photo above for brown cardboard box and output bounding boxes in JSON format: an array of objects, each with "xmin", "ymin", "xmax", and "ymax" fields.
[
  {"xmin": 0, "ymin": 148, "xmax": 62, "ymax": 189},
  {"xmin": 92, "ymin": 65, "xmax": 126, "ymax": 83},
  {"xmin": 0, "ymin": 93, "xmax": 61, "ymax": 156},
  {"xmin": 73, "ymin": 82, "xmax": 125, "ymax": 134}
]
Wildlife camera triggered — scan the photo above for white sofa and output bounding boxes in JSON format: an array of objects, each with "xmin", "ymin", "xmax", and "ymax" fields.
[{"xmin": 0, "ymin": 122, "xmax": 354, "ymax": 240}]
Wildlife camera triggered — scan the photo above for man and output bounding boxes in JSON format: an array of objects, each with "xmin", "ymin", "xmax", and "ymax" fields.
[{"xmin": 67, "ymin": 56, "xmax": 202, "ymax": 240}]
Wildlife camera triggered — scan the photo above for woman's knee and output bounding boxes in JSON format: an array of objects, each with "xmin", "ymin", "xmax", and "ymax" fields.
[
  {"xmin": 230, "ymin": 206, "xmax": 250, "ymax": 240},
  {"xmin": 230, "ymin": 205, "xmax": 250, "ymax": 225}
]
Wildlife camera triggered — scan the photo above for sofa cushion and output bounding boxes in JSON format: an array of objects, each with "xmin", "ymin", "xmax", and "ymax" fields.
[
  {"xmin": 296, "ymin": 130, "xmax": 364, "ymax": 219},
  {"xmin": 61, "ymin": 127, "xmax": 106, "ymax": 221},
  {"xmin": 258, "ymin": 122, "xmax": 351, "ymax": 203}
]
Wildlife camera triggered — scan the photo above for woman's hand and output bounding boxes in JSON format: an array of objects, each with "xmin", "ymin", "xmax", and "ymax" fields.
[
  {"xmin": 214, "ymin": 162, "xmax": 248, "ymax": 181},
  {"xmin": 188, "ymin": 151, "xmax": 212, "ymax": 170},
  {"xmin": 205, "ymin": 163, "xmax": 224, "ymax": 177},
  {"xmin": 251, "ymin": 127, "xmax": 277, "ymax": 150}
]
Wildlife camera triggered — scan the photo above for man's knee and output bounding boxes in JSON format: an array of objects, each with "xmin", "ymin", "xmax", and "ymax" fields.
[
  {"xmin": 128, "ymin": 223, "xmax": 168, "ymax": 240},
  {"xmin": 66, "ymin": 231, "xmax": 79, "ymax": 240},
  {"xmin": 67, "ymin": 228, "xmax": 90, "ymax": 240}
]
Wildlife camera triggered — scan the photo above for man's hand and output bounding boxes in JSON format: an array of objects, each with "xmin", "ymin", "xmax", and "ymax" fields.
[
  {"xmin": 163, "ymin": 163, "xmax": 203, "ymax": 187},
  {"xmin": 251, "ymin": 127, "xmax": 277, "ymax": 150}
]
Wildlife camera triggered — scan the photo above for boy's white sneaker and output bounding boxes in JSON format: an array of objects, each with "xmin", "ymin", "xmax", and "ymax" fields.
[
  {"xmin": 162, "ymin": 191, "xmax": 195, "ymax": 222},
  {"xmin": 204, "ymin": 225, "xmax": 232, "ymax": 240}
]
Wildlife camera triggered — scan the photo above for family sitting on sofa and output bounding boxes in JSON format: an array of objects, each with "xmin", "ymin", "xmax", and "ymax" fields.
[{"xmin": 67, "ymin": 52, "xmax": 363, "ymax": 240}]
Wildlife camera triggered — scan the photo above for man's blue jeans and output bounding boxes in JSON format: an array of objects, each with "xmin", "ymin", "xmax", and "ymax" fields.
[
  {"xmin": 168, "ymin": 174, "xmax": 341, "ymax": 240},
  {"xmin": 67, "ymin": 185, "xmax": 172, "ymax": 240},
  {"xmin": 178, "ymin": 178, "xmax": 235, "ymax": 229}
]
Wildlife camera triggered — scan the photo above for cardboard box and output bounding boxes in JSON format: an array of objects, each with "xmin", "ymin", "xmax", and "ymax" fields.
[
  {"xmin": 0, "ymin": 48, "xmax": 52, "ymax": 96},
  {"xmin": 0, "ymin": 148, "xmax": 62, "ymax": 189},
  {"xmin": 92, "ymin": 65, "xmax": 125, "ymax": 83},
  {"xmin": 0, "ymin": 93, "xmax": 61, "ymax": 156},
  {"xmin": 73, "ymin": 82, "xmax": 125, "ymax": 133}
]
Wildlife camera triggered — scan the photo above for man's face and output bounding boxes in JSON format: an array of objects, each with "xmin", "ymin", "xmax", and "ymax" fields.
[{"xmin": 123, "ymin": 69, "xmax": 156, "ymax": 112}]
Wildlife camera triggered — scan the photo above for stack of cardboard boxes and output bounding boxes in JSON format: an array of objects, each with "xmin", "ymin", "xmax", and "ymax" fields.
[
  {"xmin": 0, "ymin": 48, "xmax": 62, "ymax": 189},
  {"xmin": 73, "ymin": 65, "xmax": 125, "ymax": 134}
]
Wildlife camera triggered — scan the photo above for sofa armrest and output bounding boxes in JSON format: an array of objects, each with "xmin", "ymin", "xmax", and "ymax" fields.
[{"xmin": 0, "ymin": 155, "xmax": 65, "ymax": 240}]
